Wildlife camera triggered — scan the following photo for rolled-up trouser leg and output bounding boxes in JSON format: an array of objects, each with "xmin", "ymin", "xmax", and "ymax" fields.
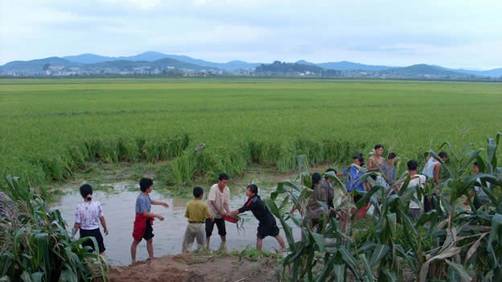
[{"xmin": 183, "ymin": 223, "xmax": 205, "ymax": 252}]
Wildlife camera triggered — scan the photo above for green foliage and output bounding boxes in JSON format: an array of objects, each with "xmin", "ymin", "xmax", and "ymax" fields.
[
  {"xmin": 268, "ymin": 134, "xmax": 502, "ymax": 281},
  {"xmin": 0, "ymin": 176, "xmax": 107, "ymax": 281},
  {"xmin": 232, "ymin": 246, "xmax": 280, "ymax": 262},
  {"xmin": 1, "ymin": 78, "xmax": 502, "ymax": 190}
]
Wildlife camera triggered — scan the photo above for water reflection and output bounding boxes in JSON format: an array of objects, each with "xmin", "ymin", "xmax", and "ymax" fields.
[{"xmin": 52, "ymin": 182, "xmax": 300, "ymax": 265}]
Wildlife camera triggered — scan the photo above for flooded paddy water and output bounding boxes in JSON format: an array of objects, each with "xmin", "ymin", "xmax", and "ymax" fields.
[{"xmin": 51, "ymin": 165, "xmax": 304, "ymax": 265}]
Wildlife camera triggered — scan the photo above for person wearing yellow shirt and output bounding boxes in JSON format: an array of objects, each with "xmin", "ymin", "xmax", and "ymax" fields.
[{"xmin": 182, "ymin": 187, "xmax": 212, "ymax": 253}]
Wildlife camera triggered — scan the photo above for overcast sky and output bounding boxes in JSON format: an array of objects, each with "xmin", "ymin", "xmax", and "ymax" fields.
[{"xmin": 1, "ymin": 0, "xmax": 502, "ymax": 69}]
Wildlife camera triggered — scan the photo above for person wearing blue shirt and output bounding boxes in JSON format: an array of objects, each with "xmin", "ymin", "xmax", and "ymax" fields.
[{"xmin": 346, "ymin": 154, "xmax": 365, "ymax": 193}]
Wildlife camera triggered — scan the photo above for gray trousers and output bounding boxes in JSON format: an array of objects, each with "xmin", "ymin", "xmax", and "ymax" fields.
[{"xmin": 182, "ymin": 223, "xmax": 205, "ymax": 253}]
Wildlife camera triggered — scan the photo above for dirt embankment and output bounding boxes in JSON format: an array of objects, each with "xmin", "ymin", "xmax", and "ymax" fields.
[{"xmin": 108, "ymin": 254, "xmax": 280, "ymax": 282}]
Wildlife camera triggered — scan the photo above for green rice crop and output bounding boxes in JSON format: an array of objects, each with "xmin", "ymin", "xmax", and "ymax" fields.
[{"xmin": 0, "ymin": 78, "xmax": 501, "ymax": 189}]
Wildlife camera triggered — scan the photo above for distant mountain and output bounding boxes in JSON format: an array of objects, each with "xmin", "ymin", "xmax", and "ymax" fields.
[
  {"xmin": 319, "ymin": 61, "xmax": 391, "ymax": 71},
  {"xmin": 255, "ymin": 61, "xmax": 340, "ymax": 77},
  {"xmin": 0, "ymin": 56, "xmax": 219, "ymax": 76},
  {"xmin": 217, "ymin": 60, "xmax": 260, "ymax": 71},
  {"xmin": 86, "ymin": 58, "xmax": 210, "ymax": 71},
  {"xmin": 455, "ymin": 68, "xmax": 502, "ymax": 78},
  {"xmin": 296, "ymin": 60, "xmax": 317, "ymax": 66},
  {"xmin": 63, "ymin": 51, "xmax": 169, "ymax": 64},
  {"xmin": 0, "ymin": 57, "xmax": 78, "ymax": 75},
  {"xmin": 63, "ymin": 53, "xmax": 113, "ymax": 64},
  {"xmin": 120, "ymin": 51, "xmax": 169, "ymax": 62},
  {"xmin": 379, "ymin": 64, "xmax": 475, "ymax": 79},
  {"xmin": 1, "ymin": 52, "xmax": 500, "ymax": 80},
  {"xmin": 63, "ymin": 51, "xmax": 259, "ymax": 71}
]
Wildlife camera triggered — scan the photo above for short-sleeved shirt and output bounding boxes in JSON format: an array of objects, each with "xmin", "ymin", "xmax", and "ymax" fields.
[
  {"xmin": 346, "ymin": 164, "xmax": 365, "ymax": 192},
  {"xmin": 74, "ymin": 201, "xmax": 103, "ymax": 230},
  {"xmin": 207, "ymin": 184, "xmax": 230, "ymax": 219},
  {"xmin": 185, "ymin": 199, "xmax": 211, "ymax": 222},
  {"xmin": 136, "ymin": 193, "xmax": 152, "ymax": 214},
  {"xmin": 238, "ymin": 195, "xmax": 276, "ymax": 227},
  {"xmin": 407, "ymin": 174, "xmax": 426, "ymax": 209},
  {"xmin": 422, "ymin": 157, "xmax": 439, "ymax": 179}
]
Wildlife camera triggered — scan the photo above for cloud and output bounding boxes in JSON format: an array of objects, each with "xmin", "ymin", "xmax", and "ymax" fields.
[{"xmin": 1, "ymin": 0, "xmax": 502, "ymax": 68}]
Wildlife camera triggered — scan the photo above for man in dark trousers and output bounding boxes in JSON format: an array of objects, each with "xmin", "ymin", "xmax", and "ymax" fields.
[{"xmin": 230, "ymin": 184, "xmax": 286, "ymax": 252}]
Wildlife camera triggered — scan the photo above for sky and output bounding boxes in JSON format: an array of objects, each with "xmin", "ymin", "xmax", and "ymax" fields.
[{"xmin": 1, "ymin": 0, "xmax": 502, "ymax": 69}]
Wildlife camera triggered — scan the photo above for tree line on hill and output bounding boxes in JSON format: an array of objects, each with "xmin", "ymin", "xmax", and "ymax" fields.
[{"xmin": 1, "ymin": 51, "xmax": 501, "ymax": 81}]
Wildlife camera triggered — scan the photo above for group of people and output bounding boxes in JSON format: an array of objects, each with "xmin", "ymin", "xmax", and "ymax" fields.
[
  {"xmin": 306, "ymin": 144, "xmax": 451, "ymax": 221},
  {"xmin": 72, "ymin": 173, "xmax": 285, "ymax": 264},
  {"xmin": 307, "ymin": 144, "xmax": 489, "ymax": 224},
  {"xmin": 72, "ymin": 144, "xmax": 491, "ymax": 263}
]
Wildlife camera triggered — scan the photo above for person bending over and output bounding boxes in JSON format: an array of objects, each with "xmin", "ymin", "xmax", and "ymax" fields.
[{"xmin": 230, "ymin": 184, "xmax": 286, "ymax": 252}]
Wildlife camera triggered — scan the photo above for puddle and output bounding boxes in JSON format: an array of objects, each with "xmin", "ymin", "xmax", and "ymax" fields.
[{"xmin": 52, "ymin": 181, "xmax": 301, "ymax": 266}]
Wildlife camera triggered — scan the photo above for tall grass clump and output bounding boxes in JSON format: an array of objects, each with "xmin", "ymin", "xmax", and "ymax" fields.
[
  {"xmin": 0, "ymin": 176, "xmax": 107, "ymax": 281},
  {"xmin": 268, "ymin": 133, "xmax": 502, "ymax": 281},
  {"xmin": 166, "ymin": 137, "xmax": 369, "ymax": 186},
  {"xmin": 15, "ymin": 134, "xmax": 191, "ymax": 186},
  {"xmin": 167, "ymin": 143, "xmax": 248, "ymax": 186}
]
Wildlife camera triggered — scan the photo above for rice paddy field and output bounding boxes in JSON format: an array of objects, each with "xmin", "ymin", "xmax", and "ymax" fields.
[{"xmin": 1, "ymin": 78, "xmax": 501, "ymax": 189}]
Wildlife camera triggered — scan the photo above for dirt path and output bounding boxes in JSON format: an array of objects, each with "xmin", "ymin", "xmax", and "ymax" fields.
[{"xmin": 108, "ymin": 254, "xmax": 280, "ymax": 282}]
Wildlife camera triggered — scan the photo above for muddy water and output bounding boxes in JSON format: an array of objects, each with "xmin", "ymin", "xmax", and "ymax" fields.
[{"xmin": 53, "ymin": 182, "xmax": 301, "ymax": 266}]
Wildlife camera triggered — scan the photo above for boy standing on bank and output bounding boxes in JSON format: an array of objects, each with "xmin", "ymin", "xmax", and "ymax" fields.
[
  {"xmin": 206, "ymin": 173, "xmax": 231, "ymax": 251},
  {"xmin": 130, "ymin": 178, "xmax": 169, "ymax": 264}
]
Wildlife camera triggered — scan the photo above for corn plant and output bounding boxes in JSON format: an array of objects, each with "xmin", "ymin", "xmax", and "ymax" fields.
[
  {"xmin": 0, "ymin": 176, "xmax": 107, "ymax": 282},
  {"xmin": 267, "ymin": 133, "xmax": 501, "ymax": 282}
]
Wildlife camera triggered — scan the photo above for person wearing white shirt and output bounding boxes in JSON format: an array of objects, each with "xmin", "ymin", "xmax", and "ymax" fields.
[
  {"xmin": 422, "ymin": 152, "xmax": 448, "ymax": 212},
  {"xmin": 73, "ymin": 184, "xmax": 108, "ymax": 254},
  {"xmin": 206, "ymin": 173, "xmax": 231, "ymax": 251},
  {"xmin": 403, "ymin": 160, "xmax": 426, "ymax": 219}
]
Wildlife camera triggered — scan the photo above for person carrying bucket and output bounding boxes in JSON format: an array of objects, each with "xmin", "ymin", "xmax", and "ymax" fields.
[{"xmin": 229, "ymin": 184, "xmax": 286, "ymax": 252}]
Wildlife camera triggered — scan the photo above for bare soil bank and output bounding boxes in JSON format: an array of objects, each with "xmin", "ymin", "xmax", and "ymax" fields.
[{"xmin": 108, "ymin": 254, "xmax": 280, "ymax": 282}]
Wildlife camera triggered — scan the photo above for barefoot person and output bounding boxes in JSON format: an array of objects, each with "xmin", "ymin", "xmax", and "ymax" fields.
[
  {"xmin": 182, "ymin": 187, "xmax": 212, "ymax": 253},
  {"xmin": 130, "ymin": 178, "xmax": 169, "ymax": 264},
  {"xmin": 230, "ymin": 184, "xmax": 286, "ymax": 251},
  {"xmin": 206, "ymin": 173, "xmax": 231, "ymax": 251},
  {"xmin": 73, "ymin": 184, "xmax": 108, "ymax": 255}
]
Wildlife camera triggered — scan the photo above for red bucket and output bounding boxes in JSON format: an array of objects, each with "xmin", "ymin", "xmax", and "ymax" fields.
[{"xmin": 223, "ymin": 215, "xmax": 239, "ymax": 223}]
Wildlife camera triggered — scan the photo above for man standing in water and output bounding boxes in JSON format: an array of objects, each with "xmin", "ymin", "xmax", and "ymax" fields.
[{"xmin": 206, "ymin": 173, "xmax": 231, "ymax": 251}]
